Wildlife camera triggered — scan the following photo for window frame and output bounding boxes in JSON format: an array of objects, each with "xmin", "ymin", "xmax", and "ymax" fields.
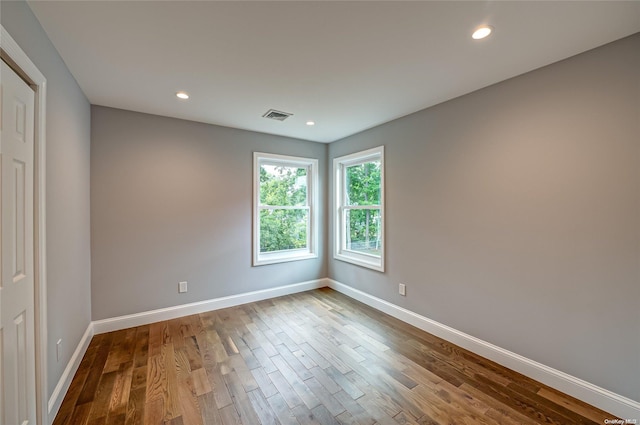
[
  {"xmin": 253, "ymin": 152, "xmax": 318, "ymax": 266},
  {"xmin": 333, "ymin": 146, "xmax": 385, "ymax": 272}
]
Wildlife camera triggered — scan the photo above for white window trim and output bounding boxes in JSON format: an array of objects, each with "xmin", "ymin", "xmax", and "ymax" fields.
[
  {"xmin": 253, "ymin": 152, "xmax": 318, "ymax": 266},
  {"xmin": 333, "ymin": 146, "xmax": 385, "ymax": 272}
]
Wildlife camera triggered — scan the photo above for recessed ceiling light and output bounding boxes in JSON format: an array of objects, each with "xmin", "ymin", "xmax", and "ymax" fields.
[
  {"xmin": 306, "ymin": 121, "xmax": 315, "ymax": 126},
  {"xmin": 472, "ymin": 25, "xmax": 493, "ymax": 40},
  {"xmin": 176, "ymin": 91, "xmax": 189, "ymax": 100}
]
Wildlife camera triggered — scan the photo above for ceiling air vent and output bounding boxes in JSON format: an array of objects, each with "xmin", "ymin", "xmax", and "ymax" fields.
[{"xmin": 262, "ymin": 109, "xmax": 293, "ymax": 121}]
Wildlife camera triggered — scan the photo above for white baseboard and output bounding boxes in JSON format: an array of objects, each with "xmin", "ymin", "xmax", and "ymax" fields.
[
  {"xmin": 326, "ymin": 279, "xmax": 640, "ymax": 420},
  {"xmin": 47, "ymin": 323, "xmax": 94, "ymax": 424},
  {"xmin": 92, "ymin": 279, "xmax": 326, "ymax": 335}
]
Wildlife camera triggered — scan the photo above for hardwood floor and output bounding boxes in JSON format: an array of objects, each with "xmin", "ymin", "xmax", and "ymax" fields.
[{"xmin": 53, "ymin": 288, "xmax": 616, "ymax": 425}]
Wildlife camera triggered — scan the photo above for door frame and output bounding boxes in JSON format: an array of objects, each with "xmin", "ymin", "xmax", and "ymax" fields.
[{"xmin": 1, "ymin": 25, "xmax": 48, "ymax": 425}]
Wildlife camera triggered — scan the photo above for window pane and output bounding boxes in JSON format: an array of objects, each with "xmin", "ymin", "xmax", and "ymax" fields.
[
  {"xmin": 260, "ymin": 209, "xmax": 308, "ymax": 253},
  {"xmin": 345, "ymin": 208, "xmax": 381, "ymax": 257},
  {"xmin": 346, "ymin": 161, "xmax": 381, "ymax": 206},
  {"xmin": 260, "ymin": 164, "xmax": 307, "ymax": 206}
]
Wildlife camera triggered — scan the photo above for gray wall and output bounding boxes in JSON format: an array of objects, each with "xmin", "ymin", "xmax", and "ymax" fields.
[
  {"xmin": 328, "ymin": 33, "xmax": 640, "ymax": 402},
  {"xmin": 90, "ymin": 106, "xmax": 327, "ymax": 320},
  {"xmin": 1, "ymin": 1, "xmax": 92, "ymax": 399}
]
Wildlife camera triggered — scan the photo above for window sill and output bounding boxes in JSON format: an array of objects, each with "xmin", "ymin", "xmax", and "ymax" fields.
[
  {"xmin": 254, "ymin": 250, "xmax": 318, "ymax": 266},
  {"xmin": 334, "ymin": 251, "xmax": 384, "ymax": 272}
]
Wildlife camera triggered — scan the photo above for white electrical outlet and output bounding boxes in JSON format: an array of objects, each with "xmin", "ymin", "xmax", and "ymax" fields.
[
  {"xmin": 399, "ymin": 283, "xmax": 406, "ymax": 296},
  {"xmin": 56, "ymin": 339, "xmax": 62, "ymax": 361},
  {"xmin": 179, "ymin": 281, "xmax": 188, "ymax": 293}
]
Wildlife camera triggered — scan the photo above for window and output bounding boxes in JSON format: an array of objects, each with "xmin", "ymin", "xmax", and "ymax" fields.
[
  {"xmin": 253, "ymin": 152, "xmax": 318, "ymax": 266},
  {"xmin": 334, "ymin": 146, "xmax": 384, "ymax": 271}
]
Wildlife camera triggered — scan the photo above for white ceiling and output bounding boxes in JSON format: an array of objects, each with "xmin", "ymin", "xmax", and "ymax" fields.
[{"xmin": 28, "ymin": 1, "xmax": 640, "ymax": 143}]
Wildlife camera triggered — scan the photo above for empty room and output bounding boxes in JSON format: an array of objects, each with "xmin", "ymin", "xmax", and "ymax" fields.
[{"xmin": 1, "ymin": 1, "xmax": 639, "ymax": 424}]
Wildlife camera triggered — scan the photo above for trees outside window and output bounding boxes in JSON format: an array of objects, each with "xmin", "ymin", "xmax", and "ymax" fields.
[
  {"xmin": 334, "ymin": 146, "xmax": 385, "ymax": 271},
  {"xmin": 253, "ymin": 153, "xmax": 318, "ymax": 266}
]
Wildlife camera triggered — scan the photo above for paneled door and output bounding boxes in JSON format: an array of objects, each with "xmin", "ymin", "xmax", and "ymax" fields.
[{"xmin": 0, "ymin": 59, "xmax": 36, "ymax": 425}]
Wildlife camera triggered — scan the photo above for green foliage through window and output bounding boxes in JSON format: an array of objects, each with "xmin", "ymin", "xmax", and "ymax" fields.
[
  {"xmin": 345, "ymin": 160, "xmax": 381, "ymax": 257},
  {"xmin": 346, "ymin": 209, "xmax": 381, "ymax": 256},
  {"xmin": 260, "ymin": 209, "xmax": 308, "ymax": 253},
  {"xmin": 259, "ymin": 163, "xmax": 309, "ymax": 253},
  {"xmin": 334, "ymin": 146, "xmax": 384, "ymax": 271},
  {"xmin": 346, "ymin": 161, "xmax": 381, "ymax": 206},
  {"xmin": 260, "ymin": 165, "xmax": 307, "ymax": 207}
]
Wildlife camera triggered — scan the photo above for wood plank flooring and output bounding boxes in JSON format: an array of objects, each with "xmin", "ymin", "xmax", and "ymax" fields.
[{"xmin": 53, "ymin": 288, "xmax": 617, "ymax": 425}]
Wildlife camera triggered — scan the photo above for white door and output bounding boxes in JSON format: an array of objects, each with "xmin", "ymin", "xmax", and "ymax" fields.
[{"xmin": 0, "ymin": 60, "xmax": 36, "ymax": 425}]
